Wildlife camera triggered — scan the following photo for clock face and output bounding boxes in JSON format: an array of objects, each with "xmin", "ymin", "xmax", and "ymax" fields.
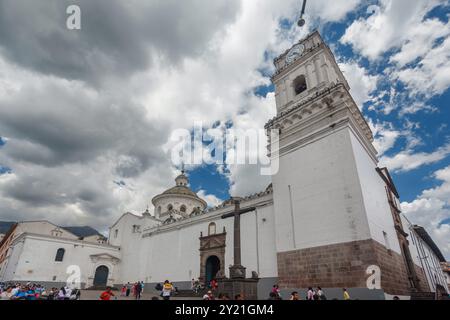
[{"xmin": 285, "ymin": 44, "xmax": 305, "ymax": 64}]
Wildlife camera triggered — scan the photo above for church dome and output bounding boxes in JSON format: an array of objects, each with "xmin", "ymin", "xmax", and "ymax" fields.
[
  {"xmin": 162, "ymin": 185, "xmax": 198, "ymax": 197},
  {"xmin": 151, "ymin": 171, "xmax": 207, "ymax": 220}
]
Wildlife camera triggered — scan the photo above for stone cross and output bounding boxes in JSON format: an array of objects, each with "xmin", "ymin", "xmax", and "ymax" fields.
[{"xmin": 221, "ymin": 198, "xmax": 256, "ymax": 279}]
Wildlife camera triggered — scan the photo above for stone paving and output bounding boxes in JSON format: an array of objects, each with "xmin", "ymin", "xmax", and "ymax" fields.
[{"xmin": 80, "ymin": 290, "xmax": 201, "ymax": 300}]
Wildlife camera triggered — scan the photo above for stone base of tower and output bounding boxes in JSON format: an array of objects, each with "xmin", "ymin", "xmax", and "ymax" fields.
[{"xmin": 277, "ymin": 239, "xmax": 428, "ymax": 297}]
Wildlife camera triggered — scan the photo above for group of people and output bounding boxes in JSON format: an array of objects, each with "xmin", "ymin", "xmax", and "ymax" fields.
[
  {"xmin": 269, "ymin": 285, "xmax": 334, "ymax": 300},
  {"xmin": 202, "ymin": 291, "xmax": 245, "ymax": 300},
  {"xmin": 120, "ymin": 281, "xmax": 144, "ymax": 300},
  {"xmin": 109, "ymin": 280, "xmax": 176, "ymax": 301},
  {"xmin": 0, "ymin": 283, "xmax": 80, "ymax": 300}
]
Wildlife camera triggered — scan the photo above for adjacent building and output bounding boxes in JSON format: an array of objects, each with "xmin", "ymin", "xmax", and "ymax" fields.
[{"xmin": 0, "ymin": 221, "xmax": 120, "ymax": 288}]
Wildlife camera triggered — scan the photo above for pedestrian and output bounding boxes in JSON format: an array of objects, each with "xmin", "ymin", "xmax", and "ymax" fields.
[
  {"xmin": 140, "ymin": 281, "xmax": 145, "ymax": 294},
  {"xmin": 290, "ymin": 291, "xmax": 300, "ymax": 300},
  {"xmin": 317, "ymin": 287, "xmax": 326, "ymax": 300},
  {"xmin": 64, "ymin": 286, "xmax": 72, "ymax": 300},
  {"xmin": 162, "ymin": 280, "xmax": 174, "ymax": 300},
  {"xmin": 57, "ymin": 287, "xmax": 66, "ymax": 300},
  {"xmin": 307, "ymin": 287, "xmax": 314, "ymax": 300},
  {"xmin": 0, "ymin": 286, "xmax": 14, "ymax": 300},
  {"xmin": 271, "ymin": 285, "xmax": 281, "ymax": 299},
  {"xmin": 121, "ymin": 285, "xmax": 126, "ymax": 296},
  {"xmin": 126, "ymin": 282, "xmax": 131, "ymax": 297},
  {"xmin": 268, "ymin": 292, "xmax": 280, "ymax": 300},
  {"xmin": 100, "ymin": 287, "xmax": 115, "ymax": 300},
  {"xmin": 134, "ymin": 282, "xmax": 142, "ymax": 300},
  {"xmin": 210, "ymin": 279, "xmax": 218, "ymax": 291},
  {"xmin": 235, "ymin": 294, "xmax": 244, "ymax": 300},
  {"xmin": 14, "ymin": 286, "xmax": 28, "ymax": 300},
  {"xmin": 343, "ymin": 288, "xmax": 350, "ymax": 300},
  {"xmin": 203, "ymin": 290, "xmax": 214, "ymax": 300}
]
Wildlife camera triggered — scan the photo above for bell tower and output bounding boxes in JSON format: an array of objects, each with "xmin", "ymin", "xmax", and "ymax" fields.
[
  {"xmin": 266, "ymin": 31, "xmax": 416, "ymax": 297},
  {"xmin": 272, "ymin": 31, "xmax": 350, "ymax": 114}
]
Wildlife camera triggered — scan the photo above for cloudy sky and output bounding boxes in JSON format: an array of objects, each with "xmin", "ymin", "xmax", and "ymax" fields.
[{"xmin": 0, "ymin": 0, "xmax": 449, "ymax": 258}]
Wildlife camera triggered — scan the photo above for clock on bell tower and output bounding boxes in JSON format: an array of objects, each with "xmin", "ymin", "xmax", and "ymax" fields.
[{"xmin": 271, "ymin": 31, "xmax": 349, "ymax": 114}]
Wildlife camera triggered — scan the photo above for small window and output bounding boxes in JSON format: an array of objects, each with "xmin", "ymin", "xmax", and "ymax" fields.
[
  {"xmin": 293, "ymin": 75, "xmax": 307, "ymax": 95},
  {"xmin": 51, "ymin": 229, "xmax": 63, "ymax": 237},
  {"xmin": 157, "ymin": 206, "xmax": 162, "ymax": 215},
  {"xmin": 114, "ymin": 229, "xmax": 118, "ymax": 238},
  {"xmin": 180, "ymin": 205, "xmax": 186, "ymax": 213},
  {"xmin": 208, "ymin": 222, "xmax": 216, "ymax": 236},
  {"xmin": 132, "ymin": 225, "xmax": 141, "ymax": 233},
  {"xmin": 383, "ymin": 232, "xmax": 391, "ymax": 251},
  {"xmin": 55, "ymin": 248, "xmax": 65, "ymax": 262},
  {"xmin": 167, "ymin": 204, "xmax": 173, "ymax": 211}
]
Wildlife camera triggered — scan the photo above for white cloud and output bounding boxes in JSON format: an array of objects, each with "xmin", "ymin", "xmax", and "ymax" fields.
[
  {"xmin": 341, "ymin": 0, "xmax": 450, "ymax": 100},
  {"xmin": 380, "ymin": 142, "xmax": 450, "ymax": 172},
  {"xmin": 402, "ymin": 165, "xmax": 450, "ymax": 259},
  {"xmin": 390, "ymin": 18, "xmax": 450, "ymax": 67},
  {"xmin": 394, "ymin": 37, "xmax": 450, "ymax": 97},
  {"xmin": 197, "ymin": 190, "xmax": 223, "ymax": 208},
  {"xmin": 369, "ymin": 120, "xmax": 401, "ymax": 155},
  {"xmin": 341, "ymin": 0, "xmax": 444, "ymax": 60},
  {"xmin": 339, "ymin": 61, "xmax": 379, "ymax": 109}
]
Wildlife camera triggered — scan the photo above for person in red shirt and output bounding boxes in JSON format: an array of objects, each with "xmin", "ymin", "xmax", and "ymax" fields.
[{"xmin": 100, "ymin": 287, "xmax": 115, "ymax": 300}]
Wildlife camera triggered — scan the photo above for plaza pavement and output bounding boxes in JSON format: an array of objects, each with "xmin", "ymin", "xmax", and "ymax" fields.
[{"xmin": 80, "ymin": 290, "xmax": 201, "ymax": 300}]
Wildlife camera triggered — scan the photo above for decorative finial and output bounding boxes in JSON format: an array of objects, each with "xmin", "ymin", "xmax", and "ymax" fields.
[{"xmin": 181, "ymin": 161, "xmax": 185, "ymax": 174}]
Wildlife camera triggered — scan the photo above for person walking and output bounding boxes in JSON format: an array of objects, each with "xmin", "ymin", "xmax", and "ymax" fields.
[
  {"xmin": 134, "ymin": 282, "xmax": 142, "ymax": 300},
  {"xmin": 317, "ymin": 287, "xmax": 326, "ymax": 300},
  {"xmin": 307, "ymin": 287, "xmax": 314, "ymax": 300},
  {"xmin": 161, "ymin": 280, "xmax": 174, "ymax": 300},
  {"xmin": 100, "ymin": 287, "xmax": 115, "ymax": 300},
  {"xmin": 343, "ymin": 288, "xmax": 351, "ymax": 300},
  {"xmin": 271, "ymin": 285, "xmax": 281, "ymax": 299},
  {"xmin": 126, "ymin": 282, "xmax": 131, "ymax": 297}
]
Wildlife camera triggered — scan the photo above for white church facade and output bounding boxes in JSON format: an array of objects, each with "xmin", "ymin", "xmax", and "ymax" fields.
[{"xmin": 0, "ymin": 31, "xmax": 448, "ymax": 299}]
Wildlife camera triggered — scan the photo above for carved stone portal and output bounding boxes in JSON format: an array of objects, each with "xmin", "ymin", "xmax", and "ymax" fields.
[{"xmin": 199, "ymin": 231, "xmax": 226, "ymax": 285}]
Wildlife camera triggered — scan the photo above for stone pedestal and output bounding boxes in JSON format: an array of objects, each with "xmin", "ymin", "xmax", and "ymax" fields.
[{"xmin": 217, "ymin": 277, "xmax": 259, "ymax": 300}]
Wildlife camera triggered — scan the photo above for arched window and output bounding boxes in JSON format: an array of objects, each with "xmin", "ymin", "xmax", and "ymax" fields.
[
  {"xmin": 293, "ymin": 75, "xmax": 307, "ymax": 95},
  {"xmin": 55, "ymin": 248, "xmax": 65, "ymax": 262},
  {"xmin": 180, "ymin": 205, "xmax": 186, "ymax": 213},
  {"xmin": 167, "ymin": 204, "xmax": 173, "ymax": 211},
  {"xmin": 157, "ymin": 206, "xmax": 162, "ymax": 215},
  {"xmin": 208, "ymin": 222, "xmax": 216, "ymax": 236}
]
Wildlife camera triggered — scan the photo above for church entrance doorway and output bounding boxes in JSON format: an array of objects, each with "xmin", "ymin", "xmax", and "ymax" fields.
[
  {"xmin": 205, "ymin": 255, "xmax": 220, "ymax": 285},
  {"xmin": 93, "ymin": 265, "xmax": 109, "ymax": 287},
  {"xmin": 199, "ymin": 230, "xmax": 226, "ymax": 285}
]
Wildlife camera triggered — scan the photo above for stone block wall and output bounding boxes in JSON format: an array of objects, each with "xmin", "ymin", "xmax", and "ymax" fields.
[{"xmin": 277, "ymin": 239, "xmax": 424, "ymax": 296}]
